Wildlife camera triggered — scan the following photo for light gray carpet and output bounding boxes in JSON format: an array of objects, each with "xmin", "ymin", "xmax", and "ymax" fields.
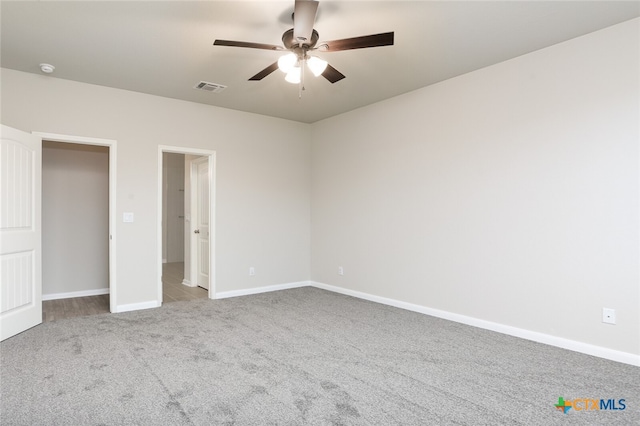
[{"xmin": 1, "ymin": 287, "xmax": 638, "ymax": 425}]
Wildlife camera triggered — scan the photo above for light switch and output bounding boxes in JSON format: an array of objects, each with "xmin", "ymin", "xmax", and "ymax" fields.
[{"xmin": 123, "ymin": 212, "xmax": 134, "ymax": 223}]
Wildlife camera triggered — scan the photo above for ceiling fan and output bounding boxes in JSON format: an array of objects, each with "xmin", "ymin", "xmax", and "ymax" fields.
[{"xmin": 213, "ymin": 0, "xmax": 394, "ymax": 89}]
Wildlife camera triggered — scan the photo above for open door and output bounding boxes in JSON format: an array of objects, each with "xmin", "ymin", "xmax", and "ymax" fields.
[
  {"xmin": 0, "ymin": 125, "xmax": 42, "ymax": 341},
  {"xmin": 194, "ymin": 158, "xmax": 209, "ymax": 290}
]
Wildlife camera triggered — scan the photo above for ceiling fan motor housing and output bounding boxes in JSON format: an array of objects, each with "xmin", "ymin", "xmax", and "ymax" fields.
[{"xmin": 282, "ymin": 28, "xmax": 319, "ymax": 50}]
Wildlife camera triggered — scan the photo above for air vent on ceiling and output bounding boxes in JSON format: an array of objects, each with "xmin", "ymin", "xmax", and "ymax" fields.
[{"xmin": 193, "ymin": 81, "xmax": 227, "ymax": 93}]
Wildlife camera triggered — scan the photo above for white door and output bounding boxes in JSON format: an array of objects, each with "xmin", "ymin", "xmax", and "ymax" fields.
[
  {"xmin": 0, "ymin": 125, "xmax": 42, "ymax": 341},
  {"xmin": 195, "ymin": 159, "xmax": 209, "ymax": 290}
]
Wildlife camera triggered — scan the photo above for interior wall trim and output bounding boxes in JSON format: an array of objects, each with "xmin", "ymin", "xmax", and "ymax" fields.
[
  {"xmin": 215, "ymin": 281, "xmax": 309, "ymax": 300},
  {"xmin": 310, "ymin": 281, "xmax": 640, "ymax": 367},
  {"xmin": 110, "ymin": 279, "xmax": 639, "ymax": 366},
  {"xmin": 43, "ymin": 288, "xmax": 110, "ymax": 301},
  {"xmin": 114, "ymin": 300, "xmax": 161, "ymax": 314}
]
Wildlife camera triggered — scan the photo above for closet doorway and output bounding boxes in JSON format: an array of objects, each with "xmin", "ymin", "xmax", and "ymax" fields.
[{"xmin": 37, "ymin": 132, "xmax": 117, "ymax": 315}]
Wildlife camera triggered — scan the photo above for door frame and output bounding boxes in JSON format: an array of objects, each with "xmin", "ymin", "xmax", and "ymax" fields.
[
  {"xmin": 157, "ymin": 146, "xmax": 216, "ymax": 302},
  {"xmin": 33, "ymin": 132, "xmax": 117, "ymax": 313}
]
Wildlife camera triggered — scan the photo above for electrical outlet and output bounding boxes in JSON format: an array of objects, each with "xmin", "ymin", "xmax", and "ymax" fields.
[
  {"xmin": 338, "ymin": 266, "xmax": 344, "ymax": 276},
  {"xmin": 602, "ymin": 308, "xmax": 616, "ymax": 325},
  {"xmin": 249, "ymin": 267, "xmax": 255, "ymax": 276}
]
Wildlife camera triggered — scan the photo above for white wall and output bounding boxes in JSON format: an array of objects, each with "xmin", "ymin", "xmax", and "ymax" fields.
[
  {"xmin": 162, "ymin": 152, "xmax": 185, "ymax": 264},
  {"xmin": 311, "ymin": 19, "xmax": 639, "ymax": 357},
  {"xmin": 1, "ymin": 69, "xmax": 311, "ymax": 309},
  {"xmin": 42, "ymin": 141, "xmax": 109, "ymax": 296}
]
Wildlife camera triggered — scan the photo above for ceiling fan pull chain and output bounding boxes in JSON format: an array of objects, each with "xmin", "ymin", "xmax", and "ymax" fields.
[{"xmin": 299, "ymin": 57, "xmax": 305, "ymax": 99}]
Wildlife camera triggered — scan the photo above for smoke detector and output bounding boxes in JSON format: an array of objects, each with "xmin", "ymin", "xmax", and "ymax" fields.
[{"xmin": 39, "ymin": 63, "xmax": 55, "ymax": 74}]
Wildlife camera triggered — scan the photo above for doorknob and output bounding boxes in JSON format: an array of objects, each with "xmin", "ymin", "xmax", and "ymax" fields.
[{"xmin": 194, "ymin": 229, "xmax": 200, "ymax": 234}]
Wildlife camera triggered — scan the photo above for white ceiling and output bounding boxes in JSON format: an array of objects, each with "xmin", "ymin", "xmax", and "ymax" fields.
[{"xmin": 2, "ymin": 1, "xmax": 638, "ymax": 123}]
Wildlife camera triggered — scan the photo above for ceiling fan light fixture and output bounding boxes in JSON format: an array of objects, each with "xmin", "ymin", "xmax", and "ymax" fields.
[
  {"xmin": 285, "ymin": 67, "xmax": 301, "ymax": 84},
  {"xmin": 278, "ymin": 53, "xmax": 297, "ymax": 73},
  {"xmin": 307, "ymin": 56, "xmax": 327, "ymax": 77}
]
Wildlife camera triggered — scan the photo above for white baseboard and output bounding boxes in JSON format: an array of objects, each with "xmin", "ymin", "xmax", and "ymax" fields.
[
  {"xmin": 114, "ymin": 300, "xmax": 161, "ymax": 313},
  {"xmin": 310, "ymin": 281, "xmax": 640, "ymax": 367},
  {"xmin": 43, "ymin": 288, "xmax": 109, "ymax": 301},
  {"xmin": 162, "ymin": 259, "xmax": 167, "ymax": 264},
  {"xmin": 182, "ymin": 279, "xmax": 195, "ymax": 287},
  {"xmin": 215, "ymin": 281, "xmax": 309, "ymax": 300}
]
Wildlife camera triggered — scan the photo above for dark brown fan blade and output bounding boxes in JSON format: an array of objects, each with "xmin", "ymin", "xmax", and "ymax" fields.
[
  {"xmin": 249, "ymin": 62, "xmax": 280, "ymax": 81},
  {"xmin": 214, "ymin": 39, "xmax": 283, "ymax": 51},
  {"xmin": 321, "ymin": 32, "xmax": 394, "ymax": 52},
  {"xmin": 293, "ymin": 0, "xmax": 319, "ymax": 44},
  {"xmin": 321, "ymin": 64, "xmax": 345, "ymax": 84}
]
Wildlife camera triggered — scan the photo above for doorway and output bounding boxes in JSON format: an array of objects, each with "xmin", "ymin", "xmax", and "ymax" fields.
[
  {"xmin": 161, "ymin": 152, "xmax": 206, "ymax": 303},
  {"xmin": 158, "ymin": 146, "xmax": 215, "ymax": 303},
  {"xmin": 34, "ymin": 132, "xmax": 117, "ymax": 315},
  {"xmin": 41, "ymin": 141, "xmax": 110, "ymax": 319}
]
